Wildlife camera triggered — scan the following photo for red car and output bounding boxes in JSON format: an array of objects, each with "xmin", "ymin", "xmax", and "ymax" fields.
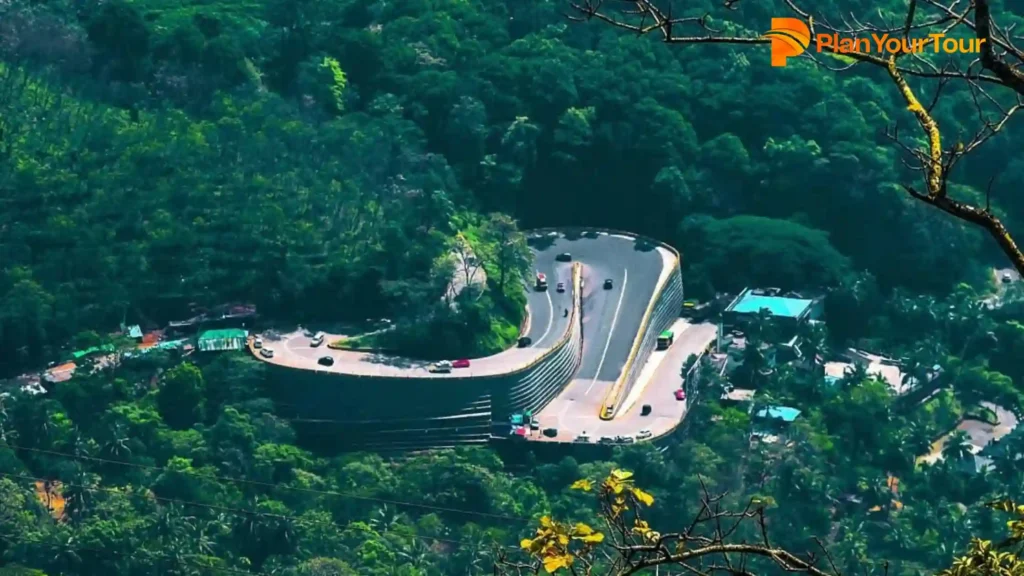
[
  {"xmin": 674, "ymin": 389, "xmax": 686, "ymax": 401},
  {"xmin": 452, "ymin": 359, "xmax": 471, "ymax": 369}
]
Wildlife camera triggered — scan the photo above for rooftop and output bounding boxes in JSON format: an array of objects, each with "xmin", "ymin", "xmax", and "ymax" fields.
[
  {"xmin": 726, "ymin": 289, "xmax": 814, "ymax": 319},
  {"xmin": 754, "ymin": 405, "xmax": 802, "ymax": 422},
  {"xmin": 198, "ymin": 328, "xmax": 248, "ymax": 341}
]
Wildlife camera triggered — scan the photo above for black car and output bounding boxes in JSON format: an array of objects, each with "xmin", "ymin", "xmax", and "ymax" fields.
[
  {"xmin": 604, "ymin": 278, "xmax": 614, "ymax": 289},
  {"xmin": 543, "ymin": 428, "xmax": 558, "ymax": 438},
  {"xmin": 318, "ymin": 356, "xmax": 334, "ymax": 366},
  {"xmin": 556, "ymin": 252, "xmax": 572, "ymax": 262},
  {"xmin": 641, "ymin": 404, "xmax": 652, "ymax": 416},
  {"xmin": 556, "ymin": 282, "xmax": 565, "ymax": 293},
  {"xmin": 517, "ymin": 336, "xmax": 532, "ymax": 348}
]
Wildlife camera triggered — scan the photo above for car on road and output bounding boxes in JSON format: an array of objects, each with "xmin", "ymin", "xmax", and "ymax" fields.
[
  {"xmin": 556, "ymin": 282, "xmax": 565, "ymax": 293},
  {"xmin": 517, "ymin": 337, "xmax": 532, "ymax": 348},
  {"xmin": 556, "ymin": 252, "xmax": 572, "ymax": 262},
  {"xmin": 530, "ymin": 420, "xmax": 540, "ymax": 431},
  {"xmin": 429, "ymin": 361, "xmax": 453, "ymax": 373},
  {"xmin": 598, "ymin": 436, "xmax": 615, "ymax": 445},
  {"xmin": 641, "ymin": 404, "xmax": 652, "ymax": 416},
  {"xmin": 260, "ymin": 348, "xmax": 275, "ymax": 359},
  {"xmin": 1003, "ymin": 272, "xmax": 1014, "ymax": 283},
  {"xmin": 574, "ymin": 433, "xmax": 591, "ymax": 443},
  {"xmin": 543, "ymin": 428, "xmax": 558, "ymax": 438},
  {"xmin": 616, "ymin": 435, "xmax": 635, "ymax": 444},
  {"xmin": 674, "ymin": 389, "xmax": 687, "ymax": 401},
  {"xmin": 310, "ymin": 333, "xmax": 325, "ymax": 347},
  {"xmin": 536, "ymin": 272, "xmax": 548, "ymax": 290},
  {"xmin": 452, "ymin": 358, "xmax": 471, "ymax": 369},
  {"xmin": 637, "ymin": 429, "xmax": 652, "ymax": 440},
  {"xmin": 603, "ymin": 278, "xmax": 613, "ymax": 289},
  {"xmin": 253, "ymin": 336, "xmax": 263, "ymax": 349},
  {"xmin": 318, "ymin": 356, "xmax": 334, "ymax": 366}
]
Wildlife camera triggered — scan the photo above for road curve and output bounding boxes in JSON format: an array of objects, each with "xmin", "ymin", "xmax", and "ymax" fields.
[{"xmin": 256, "ymin": 232, "xmax": 671, "ymax": 383}]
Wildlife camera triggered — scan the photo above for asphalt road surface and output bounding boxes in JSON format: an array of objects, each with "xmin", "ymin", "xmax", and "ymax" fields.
[
  {"xmin": 533, "ymin": 320, "xmax": 717, "ymax": 442},
  {"xmin": 254, "ymin": 231, "xmax": 669, "ymax": 380}
]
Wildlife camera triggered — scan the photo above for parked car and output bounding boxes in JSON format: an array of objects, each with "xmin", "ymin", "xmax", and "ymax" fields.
[
  {"xmin": 556, "ymin": 282, "xmax": 566, "ymax": 293},
  {"xmin": 260, "ymin": 348, "xmax": 275, "ymax": 359},
  {"xmin": 674, "ymin": 389, "xmax": 687, "ymax": 401},
  {"xmin": 530, "ymin": 421, "xmax": 540, "ymax": 431},
  {"xmin": 556, "ymin": 252, "xmax": 572, "ymax": 262},
  {"xmin": 543, "ymin": 428, "xmax": 558, "ymax": 438},
  {"xmin": 429, "ymin": 361, "xmax": 453, "ymax": 373},
  {"xmin": 636, "ymin": 429, "xmax": 653, "ymax": 440},
  {"xmin": 598, "ymin": 436, "xmax": 615, "ymax": 444},
  {"xmin": 253, "ymin": 337, "xmax": 263, "ymax": 349},
  {"xmin": 318, "ymin": 356, "xmax": 334, "ymax": 366},
  {"xmin": 452, "ymin": 358, "xmax": 471, "ymax": 369},
  {"xmin": 641, "ymin": 404, "xmax": 652, "ymax": 416},
  {"xmin": 1003, "ymin": 272, "xmax": 1014, "ymax": 283},
  {"xmin": 616, "ymin": 435, "xmax": 635, "ymax": 444},
  {"xmin": 517, "ymin": 337, "xmax": 532, "ymax": 348},
  {"xmin": 604, "ymin": 278, "xmax": 614, "ymax": 289},
  {"xmin": 574, "ymin": 433, "xmax": 591, "ymax": 443},
  {"xmin": 310, "ymin": 333, "xmax": 325, "ymax": 347}
]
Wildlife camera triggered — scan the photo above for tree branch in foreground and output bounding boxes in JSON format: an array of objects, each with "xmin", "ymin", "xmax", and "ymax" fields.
[
  {"xmin": 496, "ymin": 470, "xmax": 1024, "ymax": 575},
  {"xmin": 566, "ymin": 0, "xmax": 1024, "ymax": 275}
]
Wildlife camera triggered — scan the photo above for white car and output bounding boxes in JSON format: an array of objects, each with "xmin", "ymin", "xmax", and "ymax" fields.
[
  {"xmin": 574, "ymin": 434, "xmax": 591, "ymax": 443},
  {"xmin": 310, "ymin": 333, "xmax": 325, "ymax": 347},
  {"xmin": 260, "ymin": 348, "xmax": 274, "ymax": 358},
  {"xmin": 253, "ymin": 336, "xmax": 263, "ymax": 349},
  {"xmin": 636, "ymin": 429, "xmax": 653, "ymax": 440},
  {"xmin": 429, "ymin": 361, "xmax": 453, "ymax": 374}
]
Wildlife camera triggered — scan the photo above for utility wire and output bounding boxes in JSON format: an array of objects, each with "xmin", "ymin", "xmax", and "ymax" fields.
[
  {"xmin": 0, "ymin": 531, "xmax": 272, "ymax": 576},
  {"xmin": 0, "ymin": 471, "xmax": 519, "ymax": 552},
  {"xmin": 5, "ymin": 443, "xmax": 535, "ymax": 524}
]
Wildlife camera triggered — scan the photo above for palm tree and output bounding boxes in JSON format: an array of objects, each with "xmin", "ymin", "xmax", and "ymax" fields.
[
  {"xmin": 942, "ymin": 430, "xmax": 975, "ymax": 464},
  {"xmin": 841, "ymin": 362, "xmax": 869, "ymax": 389}
]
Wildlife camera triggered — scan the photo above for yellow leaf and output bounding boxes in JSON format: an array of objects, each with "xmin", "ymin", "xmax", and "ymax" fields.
[
  {"xmin": 574, "ymin": 523, "xmax": 594, "ymax": 536},
  {"xmin": 540, "ymin": 516, "xmax": 553, "ymax": 528},
  {"xmin": 542, "ymin": 554, "xmax": 572, "ymax": 573},
  {"xmin": 569, "ymin": 479, "xmax": 593, "ymax": 492},
  {"xmin": 611, "ymin": 469, "xmax": 634, "ymax": 482},
  {"xmin": 521, "ymin": 538, "xmax": 535, "ymax": 551},
  {"xmin": 631, "ymin": 487, "xmax": 655, "ymax": 507},
  {"xmin": 578, "ymin": 532, "xmax": 604, "ymax": 544}
]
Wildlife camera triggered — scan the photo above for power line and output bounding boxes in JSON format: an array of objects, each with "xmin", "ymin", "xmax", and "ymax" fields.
[
  {"xmin": 6, "ymin": 444, "xmax": 534, "ymax": 524},
  {"xmin": 0, "ymin": 531, "xmax": 271, "ymax": 576},
  {"xmin": 0, "ymin": 471, "xmax": 518, "ymax": 553}
]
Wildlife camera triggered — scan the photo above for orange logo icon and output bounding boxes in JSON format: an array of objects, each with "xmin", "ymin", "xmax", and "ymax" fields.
[{"xmin": 765, "ymin": 18, "xmax": 811, "ymax": 67}]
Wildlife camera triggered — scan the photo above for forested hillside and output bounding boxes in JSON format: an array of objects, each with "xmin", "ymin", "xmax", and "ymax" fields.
[
  {"xmin": 3, "ymin": 0, "xmax": 1022, "ymax": 370},
  {"xmin": 2, "ymin": 0, "xmax": 1024, "ymax": 574}
]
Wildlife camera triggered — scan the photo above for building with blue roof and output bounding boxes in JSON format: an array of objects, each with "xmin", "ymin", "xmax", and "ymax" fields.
[
  {"xmin": 754, "ymin": 405, "xmax": 802, "ymax": 422},
  {"xmin": 722, "ymin": 288, "xmax": 821, "ymax": 332}
]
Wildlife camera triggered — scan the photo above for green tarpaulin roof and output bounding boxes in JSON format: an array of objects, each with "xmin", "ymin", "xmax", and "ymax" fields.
[
  {"xmin": 71, "ymin": 344, "xmax": 115, "ymax": 359},
  {"xmin": 198, "ymin": 329, "xmax": 248, "ymax": 341}
]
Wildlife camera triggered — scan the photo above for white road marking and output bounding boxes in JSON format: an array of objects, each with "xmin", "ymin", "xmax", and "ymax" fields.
[
  {"xmin": 586, "ymin": 268, "xmax": 628, "ymax": 396},
  {"xmin": 537, "ymin": 288, "xmax": 555, "ymax": 345}
]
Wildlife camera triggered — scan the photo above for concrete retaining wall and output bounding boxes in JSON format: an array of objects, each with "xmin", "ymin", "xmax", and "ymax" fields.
[{"xmin": 271, "ymin": 263, "xmax": 585, "ymax": 452}]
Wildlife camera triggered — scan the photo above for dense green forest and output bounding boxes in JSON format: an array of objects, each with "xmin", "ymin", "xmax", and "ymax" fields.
[{"xmin": 2, "ymin": 0, "xmax": 1024, "ymax": 573}]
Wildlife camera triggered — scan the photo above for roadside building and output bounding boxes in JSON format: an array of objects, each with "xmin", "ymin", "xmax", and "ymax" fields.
[
  {"xmin": 751, "ymin": 405, "xmax": 802, "ymax": 442},
  {"xmin": 197, "ymin": 329, "xmax": 248, "ymax": 352},
  {"xmin": 722, "ymin": 288, "xmax": 822, "ymax": 333}
]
